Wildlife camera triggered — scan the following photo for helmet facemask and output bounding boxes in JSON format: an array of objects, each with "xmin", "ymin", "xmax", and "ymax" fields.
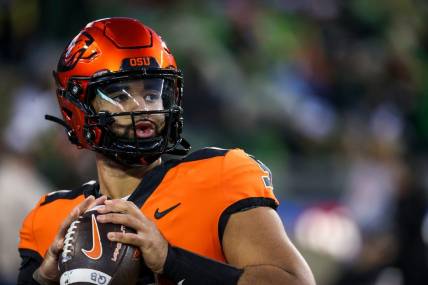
[{"xmin": 82, "ymin": 71, "xmax": 186, "ymax": 166}]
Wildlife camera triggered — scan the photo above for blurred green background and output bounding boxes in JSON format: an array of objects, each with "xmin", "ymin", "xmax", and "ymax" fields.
[{"xmin": 1, "ymin": 0, "xmax": 428, "ymax": 284}]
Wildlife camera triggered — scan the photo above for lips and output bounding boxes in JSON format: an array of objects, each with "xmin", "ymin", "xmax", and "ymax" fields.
[{"xmin": 134, "ymin": 120, "xmax": 156, "ymax": 138}]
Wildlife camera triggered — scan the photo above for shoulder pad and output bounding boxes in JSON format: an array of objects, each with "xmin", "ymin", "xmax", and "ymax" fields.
[
  {"xmin": 41, "ymin": 180, "xmax": 99, "ymax": 206},
  {"xmin": 182, "ymin": 147, "xmax": 229, "ymax": 162}
]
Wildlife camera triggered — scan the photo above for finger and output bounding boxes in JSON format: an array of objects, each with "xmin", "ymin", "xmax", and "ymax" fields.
[
  {"xmin": 57, "ymin": 195, "xmax": 95, "ymax": 238},
  {"xmin": 97, "ymin": 212, "xmax": 143, "ymax": 231},
  {"xmin": 99, "ymin": 199, "xmax": 130, "ymax": 213},
  {"xmin": 54, "ymin": 195, "xmax": 95, "ymax": 248},
  {"xmin": 86, "ymin": 195, "xmax": 108, "ymax": 211},
  {"xmin": 48, "ymin": 239, "xmax": 61, "ymax": 257},
  {"xmin": 49, "ymin": 236, "xmax": 66, "ymax": 257},
  {"xmin": 98, "ymin": 199, "xmax": 142, "ymax": 218},
  {"xmin": 73, "ymin": 195, "xmax": 96, "ymax": 218},
  {"xmin": 47, "ymin": 195, "xmax": 97, "ymax": 260},
  {"xmin": 107, "ymin": 231, "xmax": 141, "ymax": 247}
]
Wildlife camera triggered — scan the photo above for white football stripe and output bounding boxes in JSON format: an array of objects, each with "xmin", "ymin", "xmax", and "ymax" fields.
[{"xmin": 60, "ymin": 268, "xmax": 112, "ymax": 285}]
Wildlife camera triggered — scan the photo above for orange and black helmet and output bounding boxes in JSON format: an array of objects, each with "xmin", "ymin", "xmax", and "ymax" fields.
[{"xmin": 49, "ymin": 17, "xmax": 190, "ymax": 166}]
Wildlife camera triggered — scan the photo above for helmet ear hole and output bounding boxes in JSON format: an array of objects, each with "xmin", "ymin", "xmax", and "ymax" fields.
[
  {"xmin": 84, "ymin": 128, "xmax": 96, "ymax": 142},
  {"xmin": 68, "ymin": 81, "xmax": 83, "ymax": 97}
]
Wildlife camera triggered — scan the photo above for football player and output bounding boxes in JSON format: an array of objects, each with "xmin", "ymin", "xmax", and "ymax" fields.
[{"xmin": 18, "ymin": 18, "xmax": 315, "ymax": 285}]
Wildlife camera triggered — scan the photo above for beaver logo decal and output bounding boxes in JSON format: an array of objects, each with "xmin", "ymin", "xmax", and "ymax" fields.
[{"xmin": 58, "ymin": 31, "xmax": 99, "ymax": 72}]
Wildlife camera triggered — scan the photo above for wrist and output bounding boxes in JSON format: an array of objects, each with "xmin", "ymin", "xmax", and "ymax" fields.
[
  {"xmin": 153, "ymin": 243, "xmax": 168, "ymax": 274},
  {"xmin": 38, "ymin": 248, "xmax": 60, "ymax": 281},
  {"xmin": 33, "ymin": 268, "xmax": 59, "ymax": 285}
]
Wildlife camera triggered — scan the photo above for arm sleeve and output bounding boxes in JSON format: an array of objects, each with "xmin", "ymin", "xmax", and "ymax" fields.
[{"xmin": 17, "ymin": 249, "xmax": 43, "ymax": 285}]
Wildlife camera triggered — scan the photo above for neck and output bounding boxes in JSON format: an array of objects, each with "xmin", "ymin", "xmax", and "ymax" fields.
[{"xmin": 95, "ymin": 153, "xmax": 161, "ymax": 199}]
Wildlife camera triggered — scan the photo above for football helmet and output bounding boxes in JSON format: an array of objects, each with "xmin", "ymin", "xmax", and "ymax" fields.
[{"xmin": 48, "ymin": 17, "xmax": 190, "ymax": 166}]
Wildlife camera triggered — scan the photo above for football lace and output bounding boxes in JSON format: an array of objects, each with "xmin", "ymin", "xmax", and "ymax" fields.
[{"xmin": 61, "ymin": 219, "xmax": 81, "ymax": 263}]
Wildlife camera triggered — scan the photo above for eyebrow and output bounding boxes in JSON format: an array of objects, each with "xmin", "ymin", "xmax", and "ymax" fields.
[
  {"xmin": 95, "ymin": 89, "xmax": 125, "ymax": 111},
  {"xmin": 101, "ymin": 84, "xmax": 130, "ymax": 94}
]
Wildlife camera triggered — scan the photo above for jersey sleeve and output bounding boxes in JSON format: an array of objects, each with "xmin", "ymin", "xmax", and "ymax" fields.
[
  {"xmin": 217, "ymin": 149, "xmax": 279, "ymax": 241},
  {"xmin": 222, "ymin": 149, "xmax": 278, "ymax": 204},
  {"xmin": 18, "ymin": 196, "xmax": 46, "ymax": 284},
  {"xmin": 19, "ymin": 196, "xmax": 45, "ymax": 252}
]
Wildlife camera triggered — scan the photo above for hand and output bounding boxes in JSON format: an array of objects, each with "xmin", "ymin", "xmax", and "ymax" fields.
[
  {"xmin": 37, "ymin": 195, "xmax": 107, "ymax": 282},
  {"xmin": 96, "ymin": 199, "xmax": 168, "ymax": 274}
]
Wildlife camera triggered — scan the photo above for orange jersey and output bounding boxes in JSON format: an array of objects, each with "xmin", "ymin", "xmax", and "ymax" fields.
[{"xmin": 18, "ymin": 148, "xmax": 278, "ymax": 284}]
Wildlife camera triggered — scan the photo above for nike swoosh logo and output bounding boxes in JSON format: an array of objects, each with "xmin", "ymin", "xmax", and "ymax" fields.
[
  {"xmin": 154, "ymin": 203, "xmax": 181, "ymax": 219},
  {"xmin": 81, "ymin": 214, "xmax": 103, "ymax": 260}
]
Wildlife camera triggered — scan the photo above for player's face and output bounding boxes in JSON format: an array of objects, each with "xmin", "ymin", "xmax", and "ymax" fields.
[{"xmin": 91, "ymin": 78, "xmax": 167, "ymax": 139}]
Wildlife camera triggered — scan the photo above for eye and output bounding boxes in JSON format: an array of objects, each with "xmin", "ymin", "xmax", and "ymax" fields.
[
  {"xmin": 144, "ymin": 92, "xmax": 161, "ymax": 102},
  {"xmin": 111, "ymin": 92, "xmax": 130, "ymax": 103}
]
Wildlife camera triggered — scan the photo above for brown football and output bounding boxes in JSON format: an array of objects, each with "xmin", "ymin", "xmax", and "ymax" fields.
[{"xmin": 59, "ymin": 207, "xmax": 150, "ymax": 285}]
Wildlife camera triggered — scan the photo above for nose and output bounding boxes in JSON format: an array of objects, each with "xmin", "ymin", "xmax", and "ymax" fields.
[{"xmin": 127, "ymin": 95, "xmax": 149, "ymax": 112}]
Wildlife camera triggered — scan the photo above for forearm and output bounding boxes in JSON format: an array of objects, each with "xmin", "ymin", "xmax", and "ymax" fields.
[
  {"xmin": 238, "ymin": 264, "xmax": 315, "ymax": 285},
  {"xmin": 32, "ymin": 268, "xmax": 59, "ymax": 285}
]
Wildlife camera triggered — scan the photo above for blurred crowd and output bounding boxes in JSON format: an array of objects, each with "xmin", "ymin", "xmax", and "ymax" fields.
[{"xmin": 1, "ymin": 0, "xmax": 428, "ymax": 284}]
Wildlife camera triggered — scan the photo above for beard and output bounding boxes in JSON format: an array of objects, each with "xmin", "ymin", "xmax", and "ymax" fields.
[{"xmin": 109, "ymin": 117, "xmax": 165, "ymax": 140}]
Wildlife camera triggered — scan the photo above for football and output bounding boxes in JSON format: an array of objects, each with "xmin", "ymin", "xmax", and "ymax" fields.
[{"xmin": 59, "ymin": 207, "xmax": 142, "ymax": 285}]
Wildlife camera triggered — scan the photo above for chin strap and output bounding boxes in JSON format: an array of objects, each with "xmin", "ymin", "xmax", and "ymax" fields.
[
  {"xmin": 168, "ymin": 138, "xmax": 191, "ymax": 156},
  {"xmin": 45, "ymin": 114, "xmax": 80, "ymax": 145},
  {"xmin": 113, "ymin": 138, "xmax": 191, "ymax": 167}
]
